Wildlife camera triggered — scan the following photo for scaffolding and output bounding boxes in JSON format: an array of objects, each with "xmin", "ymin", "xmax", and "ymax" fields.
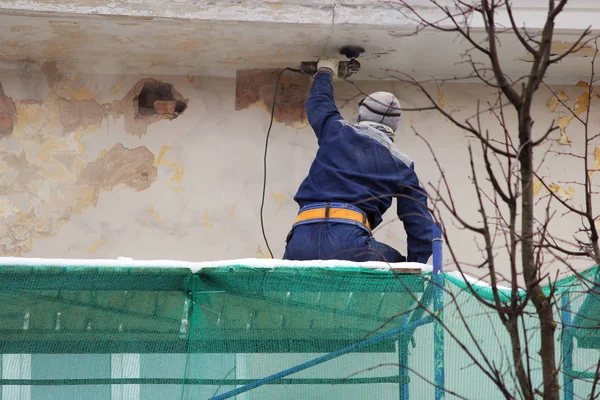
[{"xmin": 0, "ymin": 227, "xmax": 598, "ymax": 399}]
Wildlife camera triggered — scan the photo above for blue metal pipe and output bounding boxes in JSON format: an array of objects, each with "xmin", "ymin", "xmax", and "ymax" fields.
[
  {"xmin": 433, "ymin": 223, "xmax": 445, "ymax": 400},
  {"xmin": 398, "ymin": 281, "xmax": 435, "ymax": 400},
  {"xmin": 399, "ymin": 338, "xmax": 410, "ymax": 400},
  {"xmin": 561, "ymin": 293, "xmax": 574, "ymax": 400},
  {"xmin": 210, "ymin": 316, "xmax": 434, "ymax": 400}
]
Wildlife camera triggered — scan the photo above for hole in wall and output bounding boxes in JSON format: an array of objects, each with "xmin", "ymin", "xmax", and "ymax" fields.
[{"xmin": 136, "ymin": 80, "xmax": 188, "ymax": 119}]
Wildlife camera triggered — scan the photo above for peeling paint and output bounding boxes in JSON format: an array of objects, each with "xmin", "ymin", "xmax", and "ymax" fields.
[
  {"xmin": 588, "ymin": 147, "xmax": 600, "ymax": 177},
  {"xmin": 154, "ymin": 145, "xmax": 186, "ymax": 190},
  {"xmin": 58, "ymin": 98, "xmax": 107, "ymax": 133},
  {"xmin": 574, "ymin": 89, "xmax": 590, "ymax": 116},
  {"xmin": 549, "ymin": 183, "xmax": 573, "ymax": 200},
  {"xmin": 87, "ymin": 239, "xmax": 106, "ymax": 253},
  {"xmin": 557, "ymin": 115, "xmax": 573, "ymax": 145},
  {"xmin": 0, "ymin": 93, "xmax": 92, "ymax": 256},
  {"xmin": 519, "ymin": 40, "xmax": 598, "ymax": 62},
  {"xmin": 66, "ymin": 85, "xmax": 96, "ymax": 102},
  {"xmin": 113, "ymin": 82, "xmax": 123, "ymax": 95},
  {"xmin": 171, "ymin": 167, "xmax": 184, "ymax": 183},
  {"xmin": 78, "ymin": 142, "xmax": 157, "ymax": 204},
  {"xmin": 533, "ymin": 177, "xmax": 574, "ymax": 199},
  {"xmin": 141, "ymin": 205, "xmax": 163, "ymax": 227},
  {"xmin": 10, "ymin": 26, "xmax": 34, "ymax": 33},
  {"xmin": 42, "ymin": 63, "xmax": 188, "ymax": 137},
  {"xmin": 533, "ymin": 178, "xmax": 543, "ymax": 196},
  {"xmin": 546, "ymin": 91, "xmax": 569, "ymax": 112},
  {"xmin": 0, "ymin": 83, "xmax": 16, "ymax": 138},
  {"xmin": 235, "ymin": 68, "xmax": 310, "ymax": 126}
]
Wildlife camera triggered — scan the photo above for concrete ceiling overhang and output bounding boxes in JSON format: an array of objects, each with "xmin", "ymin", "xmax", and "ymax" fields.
[{"xmin": 0, "ymin": 0, "xmax": 598, "ymax": 83}]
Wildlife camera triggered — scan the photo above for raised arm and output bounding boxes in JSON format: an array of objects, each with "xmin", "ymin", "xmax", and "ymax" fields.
[
  {"xmin": 396, "ymin": 165, "xmax": 433, "ymax": 264},
  {"xmin": 305, "ymin": 71, "xmax": 343, "ymax": 142}
]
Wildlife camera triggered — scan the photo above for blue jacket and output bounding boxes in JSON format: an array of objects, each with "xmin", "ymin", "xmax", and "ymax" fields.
[{"xmin": 293, "ymin": 71, "xmax": 433, "ymax": 263}]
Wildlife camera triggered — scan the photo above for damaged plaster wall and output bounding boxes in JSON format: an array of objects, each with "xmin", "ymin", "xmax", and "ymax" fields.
[
  {"xmin": 0, "ymin": 63, "xmax": 599, "ymax": 282},
  {"xmin": 0, "ymin": 63, "xmax": 189, "ymax": 255}
]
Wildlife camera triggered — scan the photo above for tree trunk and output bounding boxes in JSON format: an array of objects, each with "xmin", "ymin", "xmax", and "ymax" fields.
[
  {"xmin": 506, "ymin": 316, "xmax": 533, "ymax": 399},
  {"xmin": 519, "ymin": 112, "xmax": 559, "ymax": 400}
]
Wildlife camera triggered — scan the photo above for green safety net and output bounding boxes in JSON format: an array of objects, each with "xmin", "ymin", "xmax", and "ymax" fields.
[{"xmin": 0, "ymin": 260, "xmax": 597, "ymax": 400}]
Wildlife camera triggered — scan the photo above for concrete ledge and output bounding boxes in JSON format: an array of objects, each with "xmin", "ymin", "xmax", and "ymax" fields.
[{"xmin": 0, "ymin": 0, "xmax": 598, "ymax": 30}]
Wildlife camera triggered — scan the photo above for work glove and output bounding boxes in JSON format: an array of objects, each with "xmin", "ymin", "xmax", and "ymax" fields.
[{"xmin": 317, "ymin": 56, "xmax": 339, "ymax": 77}]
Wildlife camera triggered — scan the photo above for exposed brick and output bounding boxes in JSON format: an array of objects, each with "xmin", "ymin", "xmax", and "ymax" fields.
[
  {"xmin": 153, "ymin": 100, "xmax": 176, "ymax": 115},
  {"xmin": 235, "ymin": 68, "xmax": 310, "ymax": 125}
]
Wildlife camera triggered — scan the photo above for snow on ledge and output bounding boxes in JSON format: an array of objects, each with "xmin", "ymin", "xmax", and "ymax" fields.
[
  {"xmin": 446, "ymin": 270, "xmax": 524, "ymax": 293},
  {"xmin": 0, "ymin": 257, "xmax": 431, "ymax": 274}
]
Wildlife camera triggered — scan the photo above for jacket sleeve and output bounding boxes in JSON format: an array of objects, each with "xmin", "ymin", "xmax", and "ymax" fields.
[
  {"xmin": 305, "ymin": 71, "xmax": 343, "ymax": 143},
  {"xmin": 396, "ymin": 164, "xmax": 433, "ymax": 264}
]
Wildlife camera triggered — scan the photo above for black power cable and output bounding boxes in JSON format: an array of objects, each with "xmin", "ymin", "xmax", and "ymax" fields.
[{"xmin": 260, "ymin": 67, "xmax": 302, "ymax": 258}]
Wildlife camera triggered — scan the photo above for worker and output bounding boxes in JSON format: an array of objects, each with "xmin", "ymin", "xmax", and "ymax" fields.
[{"xmin": 282, "ymin": 56, "xmax": 433, "ymax": 264}]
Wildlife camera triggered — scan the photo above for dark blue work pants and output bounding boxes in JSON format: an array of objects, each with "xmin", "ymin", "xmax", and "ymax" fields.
[{"xmin": 283, "ymin": 221, "xmax": 406, "ymax": 263}]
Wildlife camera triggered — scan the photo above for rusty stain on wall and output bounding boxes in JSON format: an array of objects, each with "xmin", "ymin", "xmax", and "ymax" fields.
[
  {"xmin": 153, "ymin": 145, "xmax": 185, "ymax": 191},
  {"xmin": 78, "ymin": 143, "xmax": 157, "ymax": 204},
  {"xmin": 88, "ymin": 239, "xmax": 106, "ymax": 253},
  {"xmin": 235, "ymin": 68, "xmax": 310, "ymax": 126},
  {"xmin": 141, "ymin": 205, "xmax": 163, "ymax": 227},
  {"xmin": 271, "ymin": 192, "xmax": 285, "ymax": 215},
  {"xmin": 437, "ymin": 89, "xmax": 445, "ymax": 109},
  {"xmin": 203, "ymin": 209, "xmax": 213, "ymax": 229}
]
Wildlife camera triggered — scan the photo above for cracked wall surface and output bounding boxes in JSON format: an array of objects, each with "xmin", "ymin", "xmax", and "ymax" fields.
[
  {"xmin": 0, "ymin": 83, "xmax": 16, "ymax": 138},
  {"xmin": 0, "ymin": 64, "xmax": 184, "ymax": 255},
  {"xmin": 0, "ymin": 64, "xmax": 598, "ymax": 282},
  {"xmin": 0, "ymin": 8, "xmax": 595, "ymax": 84}
]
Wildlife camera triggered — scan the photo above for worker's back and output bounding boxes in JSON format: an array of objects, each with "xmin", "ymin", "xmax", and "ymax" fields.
[
  {"xmin": 284, "ymin": 69, "xmax": 432, "ymax": 264},
  {"xmin": 294, "ymin": 121, "xmax": 416, "ymax": 230}
]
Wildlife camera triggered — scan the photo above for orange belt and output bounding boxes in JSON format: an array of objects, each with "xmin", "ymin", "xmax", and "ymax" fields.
[{"xmin": 294, "ymin": 207, "xmax": 371, "ymax": 230}]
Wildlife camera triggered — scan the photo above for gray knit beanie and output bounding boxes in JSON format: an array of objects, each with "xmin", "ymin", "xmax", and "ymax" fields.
[{"xmin": 357, "ymin": 92, "xmax": 401, "ymax": 136}]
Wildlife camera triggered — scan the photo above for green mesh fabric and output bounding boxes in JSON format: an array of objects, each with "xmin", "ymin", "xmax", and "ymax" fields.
[{"xmin": 0, "ymin": 261, "xmax": 597, "ymax": 399}]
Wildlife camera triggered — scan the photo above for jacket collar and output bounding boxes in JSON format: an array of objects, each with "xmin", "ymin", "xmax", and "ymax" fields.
[{"xmin": 357, "ymin": 121, "xmax": 395, "ymax": 141}]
